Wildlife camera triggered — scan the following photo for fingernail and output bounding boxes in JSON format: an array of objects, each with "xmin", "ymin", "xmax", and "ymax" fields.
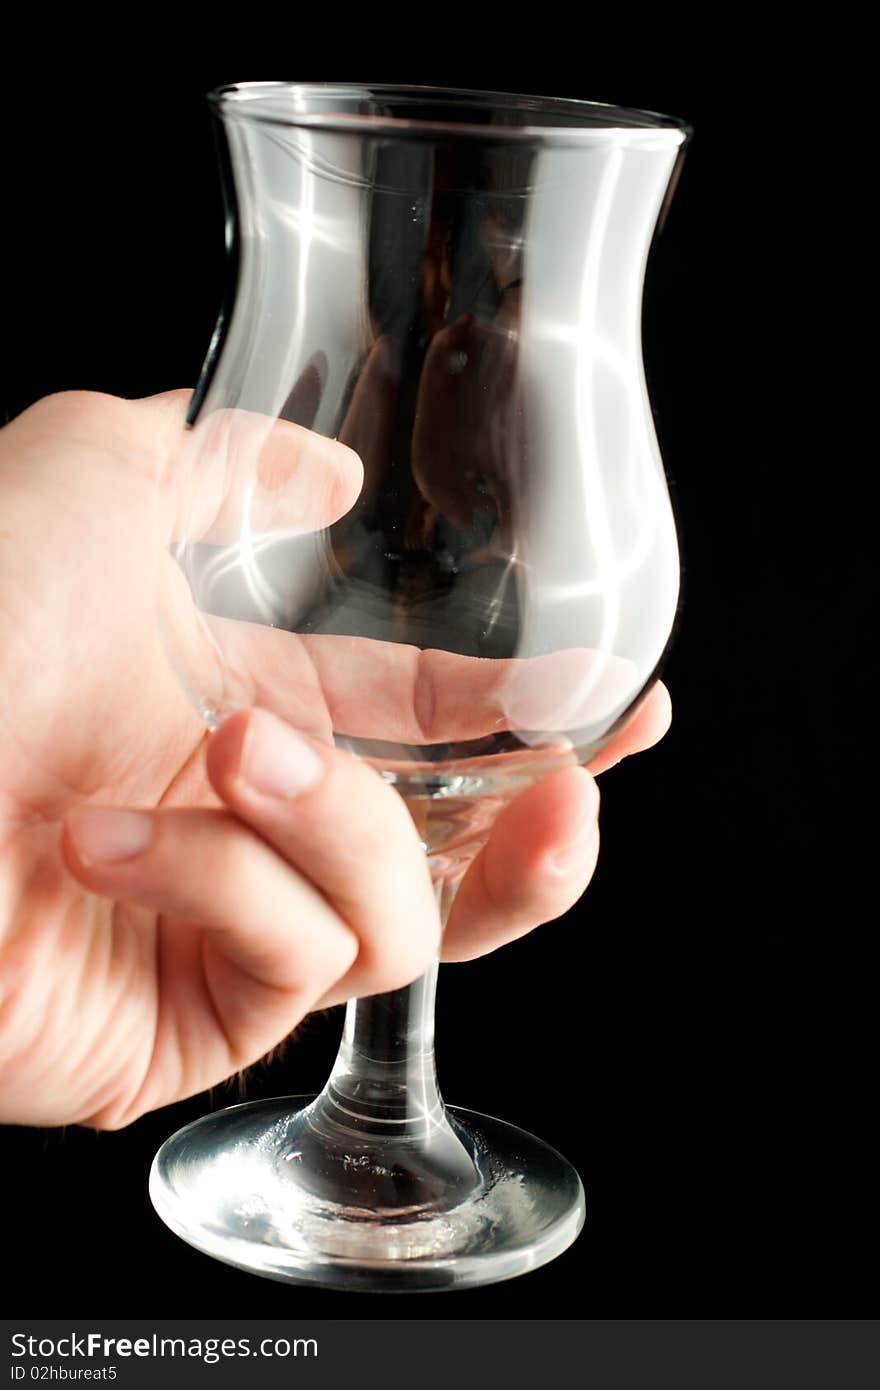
[
  {"xmin": 67, "ymin": 808, "xmax": 154, "ymax": 866},
  {"xmin": 550, "ymin": 817, "xmax": 598, "ymax": 875},
  {"xmin": 242, "ymin": 711, "xmax": 324, "ymax": 799}
]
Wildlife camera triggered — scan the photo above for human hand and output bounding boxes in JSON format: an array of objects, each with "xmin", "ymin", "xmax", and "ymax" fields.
[{"xmin": 0, "ymin": 390, "xmax": 670, "ymax": 1130}]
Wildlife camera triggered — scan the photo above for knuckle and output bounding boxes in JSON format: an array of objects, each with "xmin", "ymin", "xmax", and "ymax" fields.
[
  {"xmin": 296, "ymin": 928, "xmax": 359, "ymax": 999},
  {"xmin": 30, "ymin": 389, "xmax": 124, "ymax": 430},
  {"xmin": 23, "ymin": 391, "xmax": 168, "ymax": 483},
  {"xmin": 412, "ymin": 653, "xmax": 439, "ymax": 744}
]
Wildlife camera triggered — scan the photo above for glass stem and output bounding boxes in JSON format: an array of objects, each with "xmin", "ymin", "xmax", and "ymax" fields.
[
  {"xmin": 317, "ymin": 876, "xmax": 459, "ymax": 1142},
  {"xmin": 321, "ymin": 962, "xmax": 443, "ymax": 1137}
]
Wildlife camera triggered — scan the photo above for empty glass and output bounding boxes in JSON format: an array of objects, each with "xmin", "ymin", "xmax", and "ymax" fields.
[{"xmin": 149, "ymin": 82, "xmax": 689, "ymax": 1290}]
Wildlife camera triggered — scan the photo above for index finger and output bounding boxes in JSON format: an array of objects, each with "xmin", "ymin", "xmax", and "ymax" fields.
[{"xmin": 130, "ymin": 390, "xmax": 364, "ymax": 543}]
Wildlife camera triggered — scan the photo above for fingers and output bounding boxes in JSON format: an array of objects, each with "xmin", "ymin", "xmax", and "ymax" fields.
[
  {"xmin": 587, "ymin": 681, "xmax": 672, "ymax": 775},
  {"xmin": 209, "ymin": 623, "xmax": 639, "ymax": 746},
  {"xmin": 441, "ymin": 685, "xmax": 672, "ymax": 963},
  {"xmin": 300, "ymin": 638, "xmax": 630, "ymax": 742},
  {"xmin": 62, "ymin": 801, "xmax": 358, "ymax": 1066},
  {"xmin": 80, "ymin": 388, "xmax": 363, "ymax": 543},
  {"xmin": 63, "ymin": 711, "xmax": 441, "ymax": 1044},
  {"xmin": 204, "ymin": 709, "xmax": 440, "ymax": 1004},
  {"xmin": 442, "ymin": 767, "xmax": 600, "ymax": 962},
  {"xmin": 145, "ymin": 393, "xmax": 363, "ymax": 544},
  {"xmin": 6, "ymin": 388, "xmax": 364, "ymax": 546}
]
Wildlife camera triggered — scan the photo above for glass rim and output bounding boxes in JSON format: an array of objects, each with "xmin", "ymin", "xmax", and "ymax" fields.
[{"xmin": 208, "ymin": 81, "xmax": 692, "ymax": 145}]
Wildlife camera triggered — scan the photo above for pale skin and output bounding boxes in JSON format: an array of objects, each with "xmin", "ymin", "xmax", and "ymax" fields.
[{"xmin": 0, "ymin": 390, "xmax": 671, "ymax": 1131}]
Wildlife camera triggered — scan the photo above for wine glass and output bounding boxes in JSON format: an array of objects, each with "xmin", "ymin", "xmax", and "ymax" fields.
[{"xmin": 149, "ymin": 82, "xmax": 689, "ymax": 1291}]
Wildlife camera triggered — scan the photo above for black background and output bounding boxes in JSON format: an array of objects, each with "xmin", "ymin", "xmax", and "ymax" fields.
[{"xmin": 1, "ymin": 36, "xmax": 868, "ymax": 1318}]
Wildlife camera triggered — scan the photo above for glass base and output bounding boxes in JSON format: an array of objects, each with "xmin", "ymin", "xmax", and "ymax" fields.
[{"xmin": 149, "ymin": 1095, "xmax": 585, "ymax": 1292}]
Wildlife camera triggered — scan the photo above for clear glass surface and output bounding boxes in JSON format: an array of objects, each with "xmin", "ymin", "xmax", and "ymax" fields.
[{"xmin": 150, "ymin": 82, "xmax": 688, "ymax": 1290}]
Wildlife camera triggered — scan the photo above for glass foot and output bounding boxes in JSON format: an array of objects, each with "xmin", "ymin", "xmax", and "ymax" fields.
[{"xmin": 149, "ymin": 1095, "xmax": 585, "ymax": 1292}]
